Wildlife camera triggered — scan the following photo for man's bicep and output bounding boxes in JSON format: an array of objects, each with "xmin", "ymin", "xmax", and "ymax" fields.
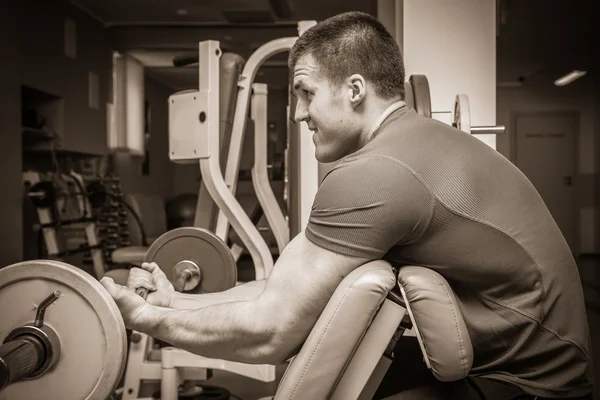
[{"xmin": 259, "ymin": 232, "xmax": 370, "ymax": 350}]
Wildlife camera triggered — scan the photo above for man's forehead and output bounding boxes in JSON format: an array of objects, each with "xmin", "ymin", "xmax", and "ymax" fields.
[
  {"xmin": 293, "ymin": 54, "xmax": 320, "ymax": 76},
  {"xmin": 294, "ymin": 55, "xmax": 326, "ymax": 89}
]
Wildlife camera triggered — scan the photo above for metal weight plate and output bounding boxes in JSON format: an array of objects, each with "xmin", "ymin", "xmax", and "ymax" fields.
[
  {"xmin": 145, "ymin": 227, "xmax": 237, "ymax": 294},
  {"xmin": 453, "ymin": 94, "xmax": 471, "ymax": 134},
  {"xmin": 409, "ymin": 75, "xmax": 432, "ymax": 118},
  {"xmin": 404, "ymin": 80, "xmax": 415, "ymax": 110},
  {"xmin": 0, "ymin": 260, "xmax": 127, "ymax": 400}
]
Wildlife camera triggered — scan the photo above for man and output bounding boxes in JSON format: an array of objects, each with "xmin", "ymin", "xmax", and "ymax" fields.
[{"xmin": 101, "ymin": 11, "xmax": 593, "ymax": 400}]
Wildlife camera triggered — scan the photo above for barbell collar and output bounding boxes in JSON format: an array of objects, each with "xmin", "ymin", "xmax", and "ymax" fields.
[
  {"xmin": 173, "ymin": 260, "xmax": 202, "ymax": 292},
  {"xmin": 4, "ymin": 324, "xmax": 62, "ymax": 380}
]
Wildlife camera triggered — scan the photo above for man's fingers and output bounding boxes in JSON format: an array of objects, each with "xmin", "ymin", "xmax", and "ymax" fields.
[
  {"xmin": 141, "ymin": 262, "xmax": 160, "ymax": 274},
  {"xmin": 141, "ymin": 262, "xmax": 169, "ymax": 280},
  {"xmin": 128, "ymin": 268, "xmax": 157, "ymax": 291},
  {"xmin": 100, "ymin": 277, "xmax": 124, "ymax": 299}
]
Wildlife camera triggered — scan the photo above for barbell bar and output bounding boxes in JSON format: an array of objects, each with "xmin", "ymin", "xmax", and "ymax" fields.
[{"xmin": 407, "ymin": 74, "xmax": 506, "ymax": 135}]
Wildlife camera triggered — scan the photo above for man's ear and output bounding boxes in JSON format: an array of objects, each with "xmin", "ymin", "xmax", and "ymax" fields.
[{"xmin": 347, "ymin": 74, "xmax": 366, "ymax": 108}]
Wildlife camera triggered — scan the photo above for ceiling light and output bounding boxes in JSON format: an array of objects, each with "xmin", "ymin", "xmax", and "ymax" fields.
[
  {"xmin": 176, "ymin": 9, "xmax": 189, "ymax": 16},
  {"xmin": 554, "ymin": 70, "xmax": 587, "ymax": 86}
]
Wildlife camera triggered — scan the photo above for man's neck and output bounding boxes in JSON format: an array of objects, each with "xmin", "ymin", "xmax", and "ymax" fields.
[{"xmin": 359, "ymin": 97, "xmax": 404, "ymax": 147}]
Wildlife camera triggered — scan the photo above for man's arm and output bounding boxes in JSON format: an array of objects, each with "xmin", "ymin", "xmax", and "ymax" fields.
[
  {"xmin": 168, "ymin": 279, "xmax": 267, "ymax": 310},
  {"xmin": 132, "ymin": 232, "xmax": 370, "ymax": 365}
]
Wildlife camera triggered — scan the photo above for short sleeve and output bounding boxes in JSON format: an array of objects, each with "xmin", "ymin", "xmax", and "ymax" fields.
[{"xmin": 305, "ymin": 155, "xmax": 434, "ymax": 259}]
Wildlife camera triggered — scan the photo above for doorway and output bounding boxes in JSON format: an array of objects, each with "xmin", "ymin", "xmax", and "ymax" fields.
[{"xmin": 512, "ymin": 111, "xmax": 579, "ymax": 253}]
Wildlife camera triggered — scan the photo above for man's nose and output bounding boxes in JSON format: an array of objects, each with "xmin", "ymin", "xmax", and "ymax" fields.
[{"xmin": 294, "ymin": 101, "xmax": 308, "ymax": 123}]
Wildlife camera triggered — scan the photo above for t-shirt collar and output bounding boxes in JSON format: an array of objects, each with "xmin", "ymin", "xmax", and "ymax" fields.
[{"xmin": 366, "ymin": 101, "xmax": 406, "ymax": 142}]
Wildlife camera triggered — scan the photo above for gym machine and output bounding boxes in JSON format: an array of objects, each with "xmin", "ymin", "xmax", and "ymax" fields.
[{"xmin": 230, "ymin": 82, "xmax": 290, "ymax": 261}]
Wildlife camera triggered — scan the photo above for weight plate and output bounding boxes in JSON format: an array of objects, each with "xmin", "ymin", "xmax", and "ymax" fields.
[
  {"xmin": 404, "ymin": 81, "xmax": 415, "ymax": 110},
  {"xmin": 453, "ymin": 94, "xmax": 471, "ymax": 134},
  {"xmin": 409, "ymin": 75, "xmax": 432, "ymax": 118},
  {"xmin": 0, "ymin": 260, "xmax": 127, "ymax": 400},
  {"xmin": 145, "ymin": 227, "xmax": 237, "ymax": 294}
]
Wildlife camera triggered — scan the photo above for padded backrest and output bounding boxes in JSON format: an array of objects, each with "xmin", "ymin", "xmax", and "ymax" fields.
[
  {"xmin": 398, "ymin": 266, "xmax": 474, "ymax": 382},
  {"xmin": 124, "ymin": 193, "xmax": 167, "ymax": 245},
  {"xmin": 194, "ymin": 53, "xmax": 246, "ymax": 231},
  {"xmin": 274, "ymin": 260, "xmax": 396, "ymax": 400}
]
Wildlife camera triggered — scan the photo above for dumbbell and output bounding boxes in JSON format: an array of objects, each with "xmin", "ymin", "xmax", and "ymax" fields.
[
  {"xmin": 404, "ymin": 74, "xmax": 505, "ymax": 135},
  {"xmin": 0, "ymin": 227, "xmax": 237, "ymax": 400}
]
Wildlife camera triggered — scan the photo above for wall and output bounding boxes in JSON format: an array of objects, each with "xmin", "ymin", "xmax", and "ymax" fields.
[
  {"xmin": 402, "ymin": 0, "xmax": 497, "ymax": 149},
  {"xmin": 0, "ymin": 0, "xmax": 23, "ymax": 266},
  {"xmin": 496, "ymin": 72, "xmax": 599, "ymax": 254},
  {"xmin": 20, "ymin": 0, "xmax": 111, "ymax": 155},
  {"xmin": 112, "ymin": 77, "xmax": 175, "ymax": 200}
]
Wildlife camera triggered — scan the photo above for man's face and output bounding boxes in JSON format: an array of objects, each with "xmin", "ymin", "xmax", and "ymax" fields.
[{"xmin": 292, "ymin": 54, "xmax": 361, "ymax": 163}]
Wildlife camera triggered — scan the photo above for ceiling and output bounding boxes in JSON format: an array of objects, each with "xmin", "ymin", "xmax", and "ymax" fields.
[
  {"xmin": 495, "ymin": 0, "xmax": 599, "ymax": 84},
  {"xmin": 69, "ymin": 0, "xmax": 599, "ymax": 90}
]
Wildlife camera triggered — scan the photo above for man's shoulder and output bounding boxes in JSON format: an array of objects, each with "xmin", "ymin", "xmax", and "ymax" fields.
[
  {"xmin": 316, "ymin": 153, "xmax": 432, "ymax": 208},
  {"xmin": 326, "ymin": 153, "xmax": 414, "ymax": 182}
]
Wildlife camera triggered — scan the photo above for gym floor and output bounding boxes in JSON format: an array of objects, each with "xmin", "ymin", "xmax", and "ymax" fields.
[{"xmin": 136, "ymin": 255, "xmax": 600, "ymax": 400}]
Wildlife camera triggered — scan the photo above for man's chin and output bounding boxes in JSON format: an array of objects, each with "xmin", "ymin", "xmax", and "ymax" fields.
[{"xmin": 315, "ymin": 150, "xmax": 341, "ymax": 164}]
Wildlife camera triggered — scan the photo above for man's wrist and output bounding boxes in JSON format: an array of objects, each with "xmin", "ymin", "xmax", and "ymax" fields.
[
  {"xmin": 167, "ymin": 291, "xmax": 175, "ymax": 309},
  {"xmin": 130, "ymin": 303, "xmax": 162, "ymax": 334}
]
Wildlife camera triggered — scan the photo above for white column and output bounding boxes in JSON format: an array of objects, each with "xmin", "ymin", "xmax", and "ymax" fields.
[
  {"xmin": 377, "ymin": 0, "xmax": 404, "ymax": 49},
  {"xmin": 402, "ymin": 0, "xmax": 497, "ymax": 149}
]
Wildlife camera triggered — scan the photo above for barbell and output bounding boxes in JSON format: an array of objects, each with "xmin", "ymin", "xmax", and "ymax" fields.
[
  {"xmin": 405, "ymin": 74, "xmax": 506, "ymax": 135},
  {"xmin": 0, "ymin": 227, "xmax": 238, "ymax": 400}
]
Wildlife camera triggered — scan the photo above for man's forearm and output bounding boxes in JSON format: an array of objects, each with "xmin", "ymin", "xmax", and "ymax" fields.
[
  {"xmin": 169, "ymin": 279, "xmax": 267, "ymax": 309},
  {"xmin": 135, "ymin": 299, "xmax": 277, "ymax": 364}
]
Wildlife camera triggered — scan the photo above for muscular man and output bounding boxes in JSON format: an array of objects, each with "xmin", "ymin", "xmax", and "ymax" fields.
[{"xmin": 101, "ymin": 11, "xmax": 593, "ymax": 400}]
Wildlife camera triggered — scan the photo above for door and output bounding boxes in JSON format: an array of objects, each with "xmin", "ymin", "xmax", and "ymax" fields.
[{"xmin": 514, "ymin": 112, "xmax": 578, "ymax": 252}]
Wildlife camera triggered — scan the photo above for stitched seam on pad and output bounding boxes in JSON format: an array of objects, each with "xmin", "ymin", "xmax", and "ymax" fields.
[
  {"xmin": 373, "ymin": 154, "xmax": 548, "ymax": 319},
  {"xmin": 413, "ymin": 268, "xmax": 469, "ymax": 375},
  {"xmin": 288, "ymin": 267, "xmax": 390, "ymax": 398}
]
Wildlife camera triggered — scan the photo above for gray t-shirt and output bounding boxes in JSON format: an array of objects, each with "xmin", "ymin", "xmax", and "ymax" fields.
[{"xmin": 306, "ymin": 106, "xmax": 592, "ymax": 398}]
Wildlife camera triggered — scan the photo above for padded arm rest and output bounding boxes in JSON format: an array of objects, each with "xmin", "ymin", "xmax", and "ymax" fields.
[
  {"xmin": 398, "ymin": 266, "xmax": 473, "ymax": 382},
  {"xmin": 111, "ymin": 246, "xmax": 148, "ymax": 266},
  {"xmin": 275, "ymin": 260, "xmax": 396, "ymax": 400}
]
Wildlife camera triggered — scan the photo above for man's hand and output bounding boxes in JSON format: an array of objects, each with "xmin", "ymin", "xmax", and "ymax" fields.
[
  {"xmin": 127, "ymin": 262, "xmax": 175, "ymax": 308},
  {"xmin": 100, "ymin": 277, "xmax": 152, "ymax": 330}
]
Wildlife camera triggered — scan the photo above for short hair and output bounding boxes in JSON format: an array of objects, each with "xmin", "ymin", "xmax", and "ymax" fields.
[{"xmin": 288, "ymin": 11, "xmax": 405, "ymax": 100}]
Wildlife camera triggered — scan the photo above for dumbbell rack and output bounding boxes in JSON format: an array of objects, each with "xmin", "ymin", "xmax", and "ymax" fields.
[{"xmin": 82, "ymin": 176, "xmax": 131, "ymax": 268}]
